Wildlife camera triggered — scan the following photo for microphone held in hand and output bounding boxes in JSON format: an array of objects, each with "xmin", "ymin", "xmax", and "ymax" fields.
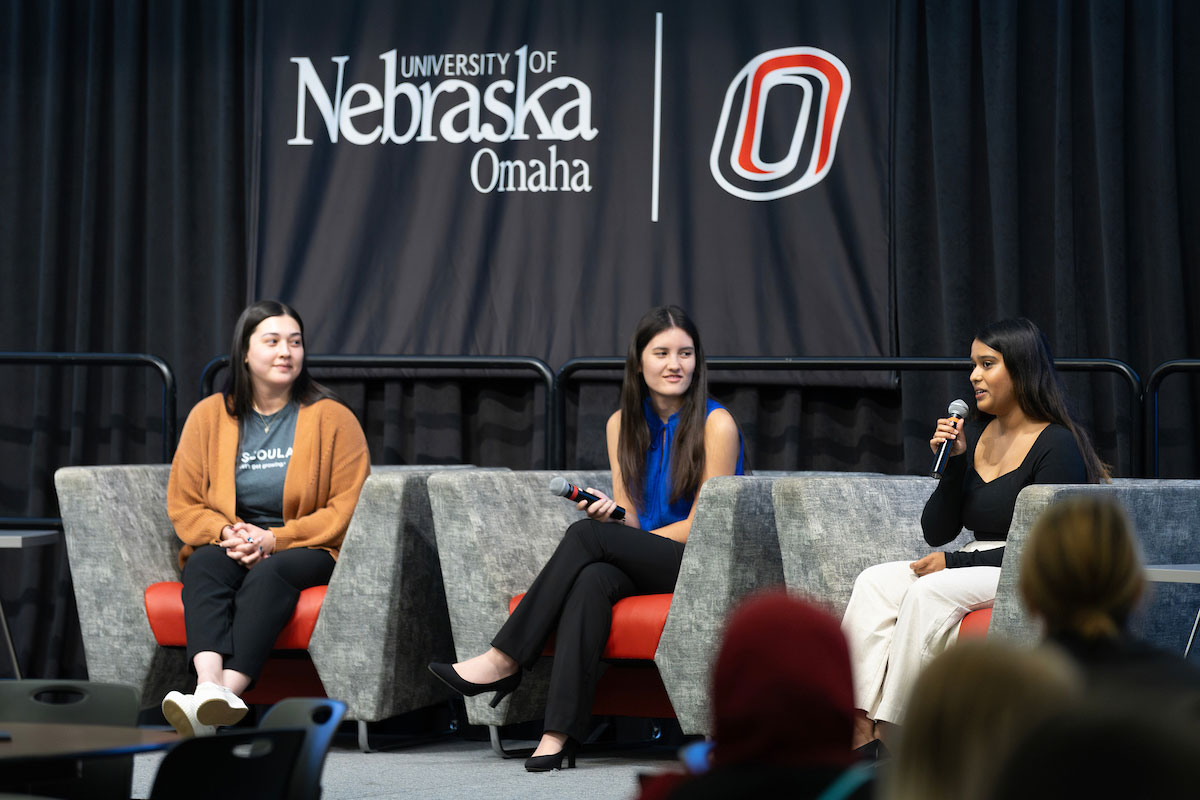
[
  {"xmin": 548, "ymin": 476, "xmax": 626, "ymax": 520},
  {"xmin": 931, "ymin": 399, "xmax": 971, "ymax": 479}
]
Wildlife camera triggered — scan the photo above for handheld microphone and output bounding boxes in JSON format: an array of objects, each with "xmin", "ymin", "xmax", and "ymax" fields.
[
  {"xmin": 931, "ymin": 399, "xmax": 971, "ymax": 479},
  {"xmin": 549, "ymin": 476, "xmax": 626, "ymax": 520}
]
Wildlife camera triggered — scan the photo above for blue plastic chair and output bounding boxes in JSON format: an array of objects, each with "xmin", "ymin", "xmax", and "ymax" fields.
[
  {"xmin": 149, "ymin": 728, "xmax": 305, "ymax": 800},
  {"xmin": 258, "ymin": 697, "xmax": 347, "ymax": 800}
]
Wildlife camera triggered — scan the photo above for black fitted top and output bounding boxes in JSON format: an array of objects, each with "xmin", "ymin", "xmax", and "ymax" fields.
[{"xmin": 921, "ymin": 422, "xmax": 1087, "ymax": 568}]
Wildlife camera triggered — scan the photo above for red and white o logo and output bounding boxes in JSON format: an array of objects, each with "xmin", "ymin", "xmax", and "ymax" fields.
[{"xmin": 710, "ymin": 47, "xmax": 851, "ymax": 201}]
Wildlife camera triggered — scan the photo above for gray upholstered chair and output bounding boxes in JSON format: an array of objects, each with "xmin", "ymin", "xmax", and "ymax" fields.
[
  {"xmin": 54, "ymin": 464, "xmax": 467, "ymax": 751},
  {"xmin": 658, "ymin": 471, "xmax": 893, "ymax": 734},
  {"xmin": 771, "ymin": 475, "xmax": 954, "ymax": 619},
  {"xmin": 309, "ymin": 465, "xmax": 469, "ymax": 750},
  {"xmin": 772, "ymin": 476, "xmax": 1200, "ymax": 657},
  {"xmin": 428, "ymin": 470, "xmax": 612, "ymax": 753},
  {"xmin": 429, "ymin": 470, "xmax": 862, "ymax": 742},
  {"xmin": 991, "ymin": 480, "xmax": 1200, "ymax": 649},
  {"xmin": 654, "ymin": 474, "xmax": 788, "ymax": 735}
]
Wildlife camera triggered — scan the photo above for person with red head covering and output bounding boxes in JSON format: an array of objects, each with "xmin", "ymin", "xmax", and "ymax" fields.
[{"xmin": 636, "ymin": 591, "xmax": 875, "ymax": 800}]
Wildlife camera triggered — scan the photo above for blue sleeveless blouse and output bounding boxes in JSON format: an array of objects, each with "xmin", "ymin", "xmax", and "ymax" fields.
[{"xmin": 638, "ymin": 397, "xmax": 745, "ymax": 530}]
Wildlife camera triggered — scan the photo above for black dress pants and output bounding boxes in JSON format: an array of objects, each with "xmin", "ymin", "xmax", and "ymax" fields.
[
  {"xmin": 491, "ymin": 518, "xmax": 685, "ymax": 741},
  {"xmin": 181, "ymin": 544, "xmax": 335, "ymax": 681}
]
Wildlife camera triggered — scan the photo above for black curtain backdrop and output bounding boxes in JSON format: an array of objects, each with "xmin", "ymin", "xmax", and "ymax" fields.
[
  {"xmin": 893, "ymin": 0, "xmax": 1200, "ymax": 475},
  {"xmin": 1, "ymin": 0, "xmax": 1196, "ymax": 679},
  {"xmin": 0, "ymin": 0, "xmax": 253, "ymax": 679}
]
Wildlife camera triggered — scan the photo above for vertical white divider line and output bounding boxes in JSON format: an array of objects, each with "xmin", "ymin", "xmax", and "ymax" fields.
[{"xmin": 651, "ymin": 12, "xmax": 663, "ymax": 223}]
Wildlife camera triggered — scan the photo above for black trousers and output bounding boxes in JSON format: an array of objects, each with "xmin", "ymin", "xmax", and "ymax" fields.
[
  {"xmin": 181, "ymin": 545, "xmax": 335, "ymax": 681},
  {"xmin": 491, "ymin": 518, "xmax": 685, "ymax": 741}
]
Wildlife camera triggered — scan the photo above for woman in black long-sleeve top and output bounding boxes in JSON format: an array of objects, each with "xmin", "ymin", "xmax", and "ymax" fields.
[
  {"xmin": 921, "ymin": 421, "xmax": 1086, "ymax": 568},
  {"xmin": 842, "ymin": 318, "xmax": 1108, "ymax": 751}
]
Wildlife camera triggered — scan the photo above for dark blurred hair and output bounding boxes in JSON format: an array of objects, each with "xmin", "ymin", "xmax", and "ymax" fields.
[
  {"xmin": 1020, "ymin": 495, "xmax": 1144, "ymax": 639},
  {"xmin": 223, "ymin": 300, "xmax": 341, "ymax": 418},
  {"xmin": 988, "ymin": 705, "xmax": 1200, "ymax": 800},
  {"xmin": 975, "ymin": 318, "xmax": 1109, "ymax": 482},
  {"xmin": 618, "ymin": 305, "xmax": 708, "ymax": 511}
]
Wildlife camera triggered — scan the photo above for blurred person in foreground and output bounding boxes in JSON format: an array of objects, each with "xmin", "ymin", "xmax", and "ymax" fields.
[
  {"xmin": 1019, "ymin": 493, "xmax": 1200, "ymax": 717},
  {"xmin": 982, "ymin": 495, "xmax": 1200, "ymax": 800},
  {"xmin": 987, "ymin": 703, "xmax": 1200, "ymax": 800},
  {"xmin": 884, "ymin": 640, "xmax": 1081, "ymax": 800},
  {"xmin": 637, "ymin": 591, "xmax": 875, "ymax": 800}
]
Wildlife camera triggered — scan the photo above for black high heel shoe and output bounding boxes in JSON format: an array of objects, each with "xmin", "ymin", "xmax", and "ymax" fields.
[
  {"xmin": 524, "ymin": 737, "xmax": 579, "ymax": 772},
  {"xmin": 854, "ymin": 738, "xmax": 890, "ymax": 762},
  {"xmin": 427, "ymin": 662, "xmax": 522, "ymax": 708}
]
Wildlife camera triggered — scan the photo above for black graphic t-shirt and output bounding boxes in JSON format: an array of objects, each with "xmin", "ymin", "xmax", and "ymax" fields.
[{"xmin": 235, "ymin": 402, "xmax": 299, "ymax": 527}]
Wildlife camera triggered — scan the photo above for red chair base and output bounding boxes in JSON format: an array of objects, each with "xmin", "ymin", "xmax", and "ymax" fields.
[
  {"xmin": 144, "ymin": 581, "xmax": 327, "ymax": 702},
  {"xmin": 593, "ymin": 661, "xmax": 676, "ymax": 718},
  {"xmin": 243, "ymin": 654, "xmax": 325, "ymax": 703}
]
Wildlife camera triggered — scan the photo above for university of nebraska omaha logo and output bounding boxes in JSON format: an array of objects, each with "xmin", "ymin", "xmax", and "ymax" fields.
[{"xmin": 710, "ymin": 47, "xmax": 851, "ymax": 201}]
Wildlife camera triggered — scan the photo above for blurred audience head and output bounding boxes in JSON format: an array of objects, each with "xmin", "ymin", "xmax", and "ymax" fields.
[
  {"xmin": 885, "ymin": 640, "xmax": 1082, "ymax": 800},
  {"xmin": 1019, "ymin": 494, "xmax": 1144, "ymax": 639},
  {"xmin": 988, "ymin": 704, "xmax": 1200, "ymax": 800},
  {"xmin": 635, "ymin": 591, "xmax": 862, "ymax": 800},
  {"xmin": 711, "ymin": 590, "xmax": 856, "ymax": 770}
]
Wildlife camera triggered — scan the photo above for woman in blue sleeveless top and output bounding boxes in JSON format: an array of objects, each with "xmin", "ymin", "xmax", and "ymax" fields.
[{"xmin": 430, "ymin": 305, "xmax": 744, "ymax": 771}]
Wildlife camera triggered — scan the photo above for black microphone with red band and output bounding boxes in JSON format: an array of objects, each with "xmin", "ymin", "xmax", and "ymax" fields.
[{"xmin": 549, "ymin": 476, "xmax": 627, "ymax": 520}]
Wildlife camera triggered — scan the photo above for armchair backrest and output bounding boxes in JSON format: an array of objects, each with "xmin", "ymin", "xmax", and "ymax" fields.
[
  {"xmin": 772, "ymin": 475, "xmax": 951, "ymax": 617},
  {"xmin": 659, "ymin": 471, "xmax": 886, "ymax": 735},
  {"xmin": 306, "ymin": 464, "xmax": 481, "ymax": 722},
  {"xmin": 992, "ymin": 480, "xmax": 1200, "ymax": 647},
  {"xmin": 55, "ymin": 465, "xmax": 181, "ymax": 702},
  {"xmin": 428, "ymin": 469, "xmax": 610, "ymax": 727},
  {"xmin": 656, "ymin": 474, "xmax": 786, "ymax": 734}
]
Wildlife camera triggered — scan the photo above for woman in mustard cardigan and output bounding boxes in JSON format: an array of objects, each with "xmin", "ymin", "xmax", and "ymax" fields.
[{"xmin": 162, "ymin": 300, "xmax": 369, "ymax": 736}]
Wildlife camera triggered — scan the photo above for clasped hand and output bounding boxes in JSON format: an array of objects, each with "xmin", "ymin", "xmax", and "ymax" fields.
[
  {"xmin": 578, "ymin": 488, "xmax": 623, "ymax": 524},
  {"xmin": 220, "ymin": 521, "xmax": 276, "ymax": 567}
]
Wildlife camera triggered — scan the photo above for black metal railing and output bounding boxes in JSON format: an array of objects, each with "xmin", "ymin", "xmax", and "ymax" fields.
[
  {"xmin": 0, "ymin": 350, "xmax": 1159, "ymax": 492},
  {"xmin": 555, "ymin": 356, "xmax": 1142, "ymax": 473},
  {"xmin": 0, "ymin": 352, "xmax": 177, "ymax": 528},
  {"xmin": 200, "ymin": 354, "xmax": 557, "ymax": 466},
  {"xmin": 1145, "ymin": 359, "xmax": 1200, "ymax": 477}
]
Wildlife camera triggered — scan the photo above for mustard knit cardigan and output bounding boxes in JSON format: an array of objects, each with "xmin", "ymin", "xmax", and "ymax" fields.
[{"xmin": 167, "ymin": 393, "xmax": 370, "ymax": 568}]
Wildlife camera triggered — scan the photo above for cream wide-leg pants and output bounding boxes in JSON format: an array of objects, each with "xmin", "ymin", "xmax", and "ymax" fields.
[{"xmin": 841, "ymin": 540, "xmax": 1004, "ymax": 725}]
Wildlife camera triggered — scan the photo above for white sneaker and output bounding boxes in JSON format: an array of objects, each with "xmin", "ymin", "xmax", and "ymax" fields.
[
  {"xmin": 194, "ymin": 681, "xmax": 248, "ymax": 726},
  {"xmin": 162, "ymin": 691, "xmax": 216, "ymax": 737}
]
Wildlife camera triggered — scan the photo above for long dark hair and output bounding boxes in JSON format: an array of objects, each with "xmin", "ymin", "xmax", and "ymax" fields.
[
  {"xmin": 975, "ymin": 318, "xmax": 1109, "ymax": 482},
  {"xmin": 223, "ymin": 300, "xmax": 341, "ymax": 418},
  {"xmin": 618, "ymin": 305, "xmax": 709, "ymax": 511}
]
